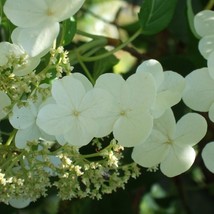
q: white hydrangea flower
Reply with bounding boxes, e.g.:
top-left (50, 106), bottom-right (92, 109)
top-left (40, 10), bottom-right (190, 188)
top-left (136, 59), bottom-right (185, 118)
top-left (194, 10), bottom-right (214, 59)
top-left (182, 67), bottom-right (214, 122)
top-left (37, 73), bottom-right (114, 147)
top-left (9, 97), bottom-right (54, 149)
top-left (132, 109), bottom-right (207, 177)
top-left (0, 91), bottom-right (11, 120)
top-left (0, 41), bottom-right (40, 76)
top-left (202, 142), bottom-right (214, 173)
top-left (95, 72), bottom-right (156, 147)
top-left (3, 0), bottom-right (85, 57)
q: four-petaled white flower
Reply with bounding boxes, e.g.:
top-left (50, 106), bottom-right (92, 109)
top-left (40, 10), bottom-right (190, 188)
top-left (182, 67), bottom-right (214, 122)
top-left (95, 72), bottom-right (156, 147)
top-left (194, 10), bottom-right (214, 59)
top-left (136, 59), bottom-right (185, 118)
top-left (202, 142), bottom-right (214, 173)
top-left (3, 0), bottom-right (85, 57)
top-left (37, 73), bottom-right (114, 147)
top-left (132, 109), bottom-right (207, 177)
top-left (9, 97), bottom-right (54, 149)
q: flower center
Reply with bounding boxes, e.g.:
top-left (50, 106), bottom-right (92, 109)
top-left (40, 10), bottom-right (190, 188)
top-left (46, 8), bottom-right (54, 17)
top-left (72, 110), bottom-right (80, 117)
top-left (165, 140), bottom-right (173, 145)
top-left (120, 110), bottom-right (126, 116)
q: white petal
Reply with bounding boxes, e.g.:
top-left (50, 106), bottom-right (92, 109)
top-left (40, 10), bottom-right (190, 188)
top-left (174, 113), bottom-right (207, 146)
top-left (194, 10), bottom-right (214, 37)
top-left (198, 35), bottom-right (214, 59)
top-left (11, 22), bottom-right (59, 57)
top-left (0, 42), bottom-right (14, 66)
top-left (72, 72), bottom-right (93, 91)
top-left (9, 104), bottom-right (35, 129)
top-left (152, 93), bottom-right (171, 118)
top-left (36, 104), bottom-right (72, 135)
top-left (153, 109), bottom-right (176, 139)
top-left (52, 0), bottom-right (85, 22)
top-left (113, 110), bottom-right (153, 147)
top-left (80, 88), bottom-right (115, 137)
top-left (161, 145), bottom-right (196, 177)
top-left (3, 0), bottom-right (47, 27)
top-left (63, 116), bottom-right (95, 147)
top-left (52, 75), bottom-right (85, 108)
top-left (159, 71), bottom-right (185, 103)
top-left (202, 142), bottom-right (214, 173)
top-left (13, 56), bottom-right (40, 76)
top-left (95, 73), bottom-right (125, 101)
top-left (208, 102), bottom-right (214, 122)
top-left (207, 51), bottom-right (214, 79)
top-left (15, 124), bottom-right (41, 149)
top-left (183, 68), bottom-right (214, 111)
top-left (126, 72), bottom-right (156, 109)
top-left (132, 129), bottom-right (169, 167)
top-left (153, 71), bottom-right (185, 118)
top-left (9, 198), bottom-right (31, 209)
top-left (136, 59), bottom-right (164, 88)
top-left (56, 135), bottom-right (67, 146)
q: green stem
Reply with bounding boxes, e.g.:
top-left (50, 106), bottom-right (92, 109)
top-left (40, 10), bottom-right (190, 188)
top-left (75, 49), bottom-right (95, 84)
top-left (82, 143), bottom-right (113, 159)
top-left (79, 28), bottom-right (142, 62)
top-left (77, 30), bottom-right (103, 39)
top-left (205, 0), bottom-right (214, 9)
top-left (5, 129), bottom-right (17, 146)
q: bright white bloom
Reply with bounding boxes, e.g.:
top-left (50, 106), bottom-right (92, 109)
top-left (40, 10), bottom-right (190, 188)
top-left (37, 73), bottom-right (113, 147)
top-left (202, 142), bottom-right (214, 173)
top-left (132, 109), bottom-right (207, 177)
top-left (95, 72), bottom-right (156, 147)
top-left (4, 0), bottom-right (85, 57)
top-left (194, 10), bottom-right (214, 59)
top-left (9, 98), bottom-right (54, 149)
top-left (9, 198), bottom-right (31, 209)
top-left (182, 68), bottom-right (214, 122)
top-left (136, 59), bottom-right (185, 118)
top-left (0, 42), bottom-right (40, 76)
top-left (0, 91), bottom-right (11, 120)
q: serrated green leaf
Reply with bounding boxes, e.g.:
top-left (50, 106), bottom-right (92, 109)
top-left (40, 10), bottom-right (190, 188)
top-left (139, 0), bottom-right (177, 35)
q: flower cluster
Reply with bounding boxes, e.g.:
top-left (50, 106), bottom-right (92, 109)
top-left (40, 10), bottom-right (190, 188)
top-left (0, 0), bottom-right (214, 209)
top-left (183, 10), bottom-right (214, 174)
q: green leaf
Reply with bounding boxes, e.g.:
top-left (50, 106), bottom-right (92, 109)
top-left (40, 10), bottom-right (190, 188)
top-left (139, 0), bottom-right (177, 35)
top-left (186, 0), bottom-right (200, 39)
top-left (93, 48), bottom-right (119, 80)
top-left (57, 17), bottom-right (76, 46)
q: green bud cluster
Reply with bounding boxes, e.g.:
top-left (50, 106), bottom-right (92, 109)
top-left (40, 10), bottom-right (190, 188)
top-left (0, 139), bottom-right (141, 204)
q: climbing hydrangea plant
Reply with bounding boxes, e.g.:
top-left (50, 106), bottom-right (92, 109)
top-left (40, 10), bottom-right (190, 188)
top-left (0, 0), bottom-right (214, 210)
